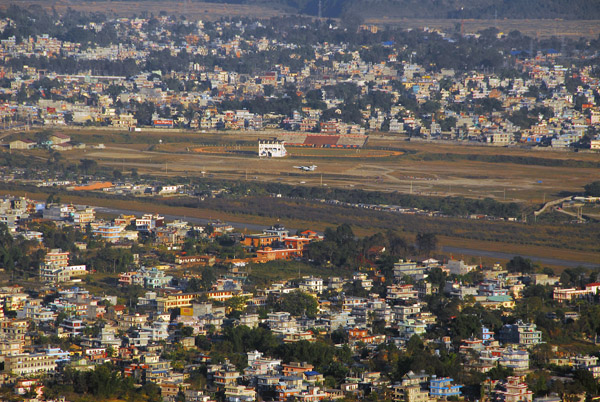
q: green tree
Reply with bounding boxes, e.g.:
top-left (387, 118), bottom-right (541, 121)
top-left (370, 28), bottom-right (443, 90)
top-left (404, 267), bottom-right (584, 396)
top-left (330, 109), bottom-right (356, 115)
top-left (112, 169), bottom-right (122, 181)
top-left (416, 233), bottom-right (437, 256)
top-left (34, 130), bottom-right (52, 144)
top-left (181, 326), bottom-right (194, 337)
top-left (506, 256), bottom-right (534, 274)
top-left (225, 296), bottom-right (249, 314)
top-left (449, 313), bottom-right (481, 341)
top-left (584, 181), bottom-right (600, 196)
top-left (88, 247), bottom-right (134, 273)
top-left (79, 158), bottom-right (98, 175)
top-left (274, 290), bottom-right (319, 318)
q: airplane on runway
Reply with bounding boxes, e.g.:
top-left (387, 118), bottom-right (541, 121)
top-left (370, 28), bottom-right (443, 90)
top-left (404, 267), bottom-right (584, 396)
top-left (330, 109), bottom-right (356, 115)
top-left (293, 165), bottom-right (317, 171)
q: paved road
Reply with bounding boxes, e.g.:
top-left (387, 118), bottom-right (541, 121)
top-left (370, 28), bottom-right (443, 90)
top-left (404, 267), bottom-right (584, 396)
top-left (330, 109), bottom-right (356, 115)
top-left (442, 246), bottom-right (599, 269)
top-left (95, 206), bottom-right (599, 269)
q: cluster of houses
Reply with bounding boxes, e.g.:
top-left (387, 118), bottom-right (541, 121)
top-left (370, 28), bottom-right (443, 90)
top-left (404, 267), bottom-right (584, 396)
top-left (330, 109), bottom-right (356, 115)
top-left (0, 195), bottom-right (597, 401)
top-left (1, 241), bottom-right (596, 402)
top-left (0, 14), bottom-right (598, 150)
top-left (0, 193), bottom-right (326, 275)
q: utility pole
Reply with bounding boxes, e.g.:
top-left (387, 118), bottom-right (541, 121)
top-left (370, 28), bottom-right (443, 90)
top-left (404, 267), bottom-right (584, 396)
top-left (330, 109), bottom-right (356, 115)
top-left (494, 8), bottom-right (497, 29)
top-left (460, 7), bottom-right (464, 37)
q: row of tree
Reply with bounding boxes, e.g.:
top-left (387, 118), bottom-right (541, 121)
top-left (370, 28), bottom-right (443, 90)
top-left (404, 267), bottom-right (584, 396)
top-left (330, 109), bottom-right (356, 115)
top-left (43, 363), bottom-right (163, 402)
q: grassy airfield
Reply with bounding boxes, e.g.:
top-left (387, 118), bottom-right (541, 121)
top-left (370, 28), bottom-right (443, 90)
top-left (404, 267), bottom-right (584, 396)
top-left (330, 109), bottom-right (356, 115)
top-left (4, 128), bottom-right (599, 268)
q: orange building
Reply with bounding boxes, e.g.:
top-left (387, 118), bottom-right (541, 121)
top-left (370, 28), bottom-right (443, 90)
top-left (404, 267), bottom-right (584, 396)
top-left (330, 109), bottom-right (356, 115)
top-left (207, 290), bottom-right (234, 302)
top-left (256, 247), bottom-right (303, 261)
top-left (283, 237), bottom-right (311, 250)
top-left (348, 328), bottom-right (368, 340)
top-left (299, 230), bottom-right (321, 239)
top-left (72, 182), bottom-right (113, 191)
top-left (242, 234), bottom-right (280, 248)
top-left (282, 361), bottom-right (314, 376)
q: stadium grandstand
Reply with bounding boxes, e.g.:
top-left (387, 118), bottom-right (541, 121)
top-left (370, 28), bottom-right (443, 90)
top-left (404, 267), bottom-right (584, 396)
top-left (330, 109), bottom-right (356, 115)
top-left (278, 133), bottom-right (368, 148)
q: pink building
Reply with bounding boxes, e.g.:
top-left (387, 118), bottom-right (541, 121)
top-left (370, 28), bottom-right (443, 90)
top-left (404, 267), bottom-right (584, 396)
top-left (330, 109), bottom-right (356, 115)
top-left (494, 376), bottom-right (533, 402)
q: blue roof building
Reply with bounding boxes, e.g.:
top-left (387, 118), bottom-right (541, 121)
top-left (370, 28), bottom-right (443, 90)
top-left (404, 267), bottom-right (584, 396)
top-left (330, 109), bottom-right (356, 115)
top-left (429, 376), bottom-right (462, 398)
top-left (481, 325), bottom-right (495, 344)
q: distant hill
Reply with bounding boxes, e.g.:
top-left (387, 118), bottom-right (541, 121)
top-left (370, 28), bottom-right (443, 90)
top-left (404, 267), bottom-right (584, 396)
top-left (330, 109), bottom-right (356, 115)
top-left (202, 0), bottom-right (600, 20)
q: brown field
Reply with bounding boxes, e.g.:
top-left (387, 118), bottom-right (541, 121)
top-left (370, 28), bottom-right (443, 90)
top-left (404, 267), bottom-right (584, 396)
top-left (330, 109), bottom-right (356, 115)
top-left (191, 145), bottom-right (402, 158)
top-left (44, 128), bottom-right (600, 206)
top-left (2, 0), bottom-right (291, 20)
